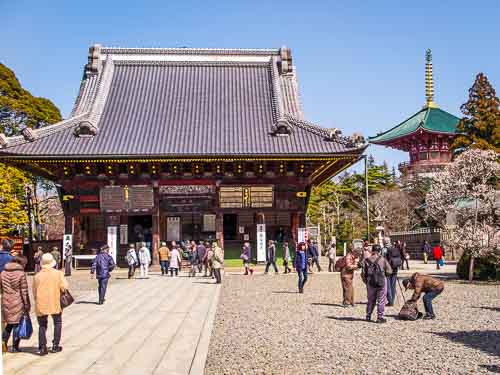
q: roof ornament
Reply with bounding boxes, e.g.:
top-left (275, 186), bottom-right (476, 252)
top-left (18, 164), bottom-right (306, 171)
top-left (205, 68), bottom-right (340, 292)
top-left (21, 127), bottom-right (37, 142)
top-left (74, 120), bottom-right (98, 137)
top-left (271, 117), bottom-right (292, 136)
top-left (425, 49), bottom-right (438, 108)
top-left (0, 133), bottom-right (8, 148)
top-left (279, 46), bottom-right (293, 74)
top-left (325, 128), bottom-right (342, 142)
top-left (85, 44), bottom-right (102, 77)
top-left (348, 132), bottom-right (366, 148)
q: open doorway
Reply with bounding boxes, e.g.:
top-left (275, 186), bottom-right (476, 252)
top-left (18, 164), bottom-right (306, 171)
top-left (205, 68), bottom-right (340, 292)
top-left (223, 214), bottom-right (237, 240)
top-left (128, 215), bottom-right (152, 248)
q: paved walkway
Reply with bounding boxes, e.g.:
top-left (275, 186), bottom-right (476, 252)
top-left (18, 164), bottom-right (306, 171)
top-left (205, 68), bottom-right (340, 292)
top-left (3, 273), bottom-right (221, 375)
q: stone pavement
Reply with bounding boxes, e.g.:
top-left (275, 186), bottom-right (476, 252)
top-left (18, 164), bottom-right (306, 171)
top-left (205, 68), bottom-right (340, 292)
top-left (3, 272), bottom-right (221, 375)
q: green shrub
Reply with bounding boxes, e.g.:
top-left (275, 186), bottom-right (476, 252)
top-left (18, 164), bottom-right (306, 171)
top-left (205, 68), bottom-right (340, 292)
top-left (457, 252), bottom-right (500, 281)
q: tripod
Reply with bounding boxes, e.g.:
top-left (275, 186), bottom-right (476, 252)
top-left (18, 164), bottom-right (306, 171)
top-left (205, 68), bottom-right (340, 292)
top-left (396, 277), bottom-right (407, 305)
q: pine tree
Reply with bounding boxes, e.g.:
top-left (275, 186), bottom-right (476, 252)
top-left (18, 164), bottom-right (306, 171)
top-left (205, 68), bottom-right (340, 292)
top-left (0, 63), bottom-right (62, 136)
top-left (451, 73), bottom-right (500, 153)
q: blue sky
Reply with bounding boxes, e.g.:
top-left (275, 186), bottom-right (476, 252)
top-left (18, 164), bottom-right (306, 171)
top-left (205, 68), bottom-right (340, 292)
top-left (1, 0), bottom-right (499, 171)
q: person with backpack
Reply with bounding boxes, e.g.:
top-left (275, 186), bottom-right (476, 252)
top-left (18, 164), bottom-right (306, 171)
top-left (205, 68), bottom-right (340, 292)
top-left (126, 244), bottom-right (138, 279)
top-left (362, 245), bottom-right (392, 323)
top-left (384, 237), bottom-right (401, 307)
top-left (403, 273), bottom-right (444, 319)
top-left (294, 242), bottom-right (308, 293)
top-left (340, 248), bottom-right (360, 307)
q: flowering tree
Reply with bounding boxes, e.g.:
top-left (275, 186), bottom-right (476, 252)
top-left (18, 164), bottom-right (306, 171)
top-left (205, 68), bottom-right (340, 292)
top-left (426, 149), bottom-right (499, 281)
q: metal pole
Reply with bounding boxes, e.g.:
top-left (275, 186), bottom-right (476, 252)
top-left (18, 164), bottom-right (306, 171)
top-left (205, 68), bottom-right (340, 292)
top-left (364, 155), bottom-right (370, 241)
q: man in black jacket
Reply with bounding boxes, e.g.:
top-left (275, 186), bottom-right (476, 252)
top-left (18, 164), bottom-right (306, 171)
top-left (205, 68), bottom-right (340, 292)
top-left (308, 240), bottom-right (322, 272)
top-left (384, 238), bottom-right (401, 306)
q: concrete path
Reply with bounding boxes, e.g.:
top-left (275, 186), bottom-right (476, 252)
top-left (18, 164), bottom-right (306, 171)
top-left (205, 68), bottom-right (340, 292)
top-left (3, 273), bottom-right (221, 375)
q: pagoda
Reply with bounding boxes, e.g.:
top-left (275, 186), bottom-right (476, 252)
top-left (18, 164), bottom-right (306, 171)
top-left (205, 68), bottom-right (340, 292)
top-left (0, 45), bottom-right (366, 265)
top-left (369, 50), bottom-right (459, 177)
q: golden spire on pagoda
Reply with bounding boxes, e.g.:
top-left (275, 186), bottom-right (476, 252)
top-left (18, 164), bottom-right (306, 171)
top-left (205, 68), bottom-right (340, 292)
top-left (425, 49), bottom-right (438, 108)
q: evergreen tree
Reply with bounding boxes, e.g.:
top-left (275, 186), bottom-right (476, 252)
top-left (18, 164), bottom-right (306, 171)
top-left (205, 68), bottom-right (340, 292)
top-left (451, 73), bottom-right (500, 153)
top-left (0, 63), bottom-right (62, 136)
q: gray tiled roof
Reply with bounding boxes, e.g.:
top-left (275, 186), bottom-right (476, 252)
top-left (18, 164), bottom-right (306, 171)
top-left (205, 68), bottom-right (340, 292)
top-left (0, 46), bottom-right (363, 158)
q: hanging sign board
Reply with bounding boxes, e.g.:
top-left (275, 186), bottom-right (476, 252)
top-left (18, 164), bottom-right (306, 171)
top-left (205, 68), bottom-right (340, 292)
top-left (120, 224), bottom-right (128, 245)
top-left (107, 226), bottom-right (118, 263)
top-left (256, 224), bottom-right (266, 263)
top-left (167, 217), bottom-right (180, 241)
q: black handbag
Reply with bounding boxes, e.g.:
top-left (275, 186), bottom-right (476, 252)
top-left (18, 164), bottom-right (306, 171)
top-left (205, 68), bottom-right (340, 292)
top-left (60, 289), bottom-right (74, 309)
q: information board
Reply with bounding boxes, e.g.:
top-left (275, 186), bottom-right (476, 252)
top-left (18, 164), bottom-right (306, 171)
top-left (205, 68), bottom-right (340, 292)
top-left (219, 186), bottom-right (273, 208)
top-left (256, 224), bottom-right (266, 263)
top-left (107, 226), bottom-right (118, 263)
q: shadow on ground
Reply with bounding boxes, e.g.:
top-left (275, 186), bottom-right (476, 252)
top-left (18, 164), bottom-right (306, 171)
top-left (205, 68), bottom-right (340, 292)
top-left (432, 330), bottom-right (500, 357)
top-left (75, 301), bottom-right (99, 305)
top-left (326, 316), bottom-right (368, 322)
top-left (473, 306), bottom-right (500, 313)
top-left (480, 364), bottom-right (500, 373)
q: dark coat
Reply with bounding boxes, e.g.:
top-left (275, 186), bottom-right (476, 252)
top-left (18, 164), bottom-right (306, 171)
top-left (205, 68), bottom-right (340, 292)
top-left (0, 262), bottom-right (30, 324)
top-left (294, 251), bottom-right (308, 271)
top-left (308, 244), bottom-right (319, 258)
top-left (0, 251), bottom-right (13, 273)
top-left (196, 245), bottom-right (206, 261)
top-left (266, 244), bottom-right (276, 262)
top-left (91, 253), bottom-right (115, 279)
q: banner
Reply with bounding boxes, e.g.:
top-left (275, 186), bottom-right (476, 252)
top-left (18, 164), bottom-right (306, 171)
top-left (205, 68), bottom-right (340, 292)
top-left (298, 228), bottom-right (308, 243)
top-left (256, 224), bottom-right (266, 262)
top-left (107, 226), bottom-right (118, 263)
top-left (63, 234), bottom-right (72, 261)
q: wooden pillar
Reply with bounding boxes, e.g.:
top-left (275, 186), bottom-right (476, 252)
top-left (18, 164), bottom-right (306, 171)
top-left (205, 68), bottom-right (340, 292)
top-left (73, 216), bottom-right (81, 250)
top-left (152, 186), bottom-right (160, 265)
top-left (291, 212), bottom-right (299, 246)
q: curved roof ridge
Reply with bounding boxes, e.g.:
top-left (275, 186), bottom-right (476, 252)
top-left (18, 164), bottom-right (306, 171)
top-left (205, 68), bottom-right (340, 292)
top-left (102, 47), bottom-right (280, 56)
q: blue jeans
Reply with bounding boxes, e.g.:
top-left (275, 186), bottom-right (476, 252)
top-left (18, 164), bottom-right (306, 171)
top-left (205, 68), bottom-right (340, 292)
top-left (297, 268), bottom-right (308, 290)
top-left (98, 277), bottom-right (109, 303)
top-left (386, 273), bottom-right (397, 305)
top-left (423, 289), bottom-right (442, 315)
top-left (160, 260), bottom-right (169, 274)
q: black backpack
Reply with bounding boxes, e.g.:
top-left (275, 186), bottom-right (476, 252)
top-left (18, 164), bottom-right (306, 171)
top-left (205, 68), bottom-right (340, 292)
top-left (365, 256), bottom-right (385, 288)
top-left (388, 247), bottom-right (402, 269)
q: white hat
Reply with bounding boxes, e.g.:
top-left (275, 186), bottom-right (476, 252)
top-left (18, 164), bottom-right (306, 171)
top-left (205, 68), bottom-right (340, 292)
top-left (41, 253), bottom-right (56, 268)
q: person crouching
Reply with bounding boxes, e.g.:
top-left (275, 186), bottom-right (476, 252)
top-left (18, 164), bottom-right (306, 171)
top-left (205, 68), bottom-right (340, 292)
top-left (403, 273), bottom-right (444, 320)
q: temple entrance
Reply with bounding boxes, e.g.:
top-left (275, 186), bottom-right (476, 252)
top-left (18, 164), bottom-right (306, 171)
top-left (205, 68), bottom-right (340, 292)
top-left (128, 215), bottom-right (152, 248)
top-left (223, 214), bottom-right (238, 241)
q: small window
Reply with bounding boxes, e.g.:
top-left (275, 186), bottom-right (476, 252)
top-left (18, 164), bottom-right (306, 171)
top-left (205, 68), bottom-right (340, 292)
top-left (430, 152), bottom-right (439, 160)
top-left (419, 152), bottom-right (428, 161)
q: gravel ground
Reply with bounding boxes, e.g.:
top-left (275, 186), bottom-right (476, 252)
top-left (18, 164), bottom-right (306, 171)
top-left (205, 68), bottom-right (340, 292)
top-left (205, 269), bottom-right (500, 374)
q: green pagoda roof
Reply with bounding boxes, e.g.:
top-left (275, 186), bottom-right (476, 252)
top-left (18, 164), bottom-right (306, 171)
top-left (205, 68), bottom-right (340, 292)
top-left (369, 107), bottom-right (459, 144)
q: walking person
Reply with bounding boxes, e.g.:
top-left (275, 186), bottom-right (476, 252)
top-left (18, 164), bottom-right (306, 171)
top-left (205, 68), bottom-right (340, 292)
top-left (433, 244), bottom-right (443, 270)
top-left (196, 241), bottom-right (206, 274)
top-left (422, 240), bottom-right (431, 264)
top-left (328, 242), bottom-right (337, 272)
top-left (1, 256), bottom-right (31, 353)
top-left (51, 246), bottom-right (61, 270)
top-left (33, 253), bottom-right (68, 355)
top-left (403, 272), bottom-right (445, 319)
top-left (0, 239), bottom-right (14, 273)
top-left (206, 243), bottom-right (215, 278)
top-left (283, 241), bottom-right (292, 274)
top-left (308, 240), bottom-right (322, 272)
top-left (384, 238), bottom-right (401, 307)
top-left (90, 245), bottom-right (115, 305)
top-left (362, 245), bottom-right (392, 323)
top-left (240, 242), bottom-right (254, 275)
top-left (340, 248), bottom-right (360, 307)
top-left (169, 245), bottom-right (182, 277)
top-left (64, 242), bottom-right (72, 276)
top-left (294, 243), bottom-right (308, 293)
top-left (212, 241), bottom-right (224, 284)
top-left (34, 246), bottom-right (44, 273)
top-left (189, 242), bottom-right (199, 277)
top-left (265, 240), bottom-right (279, 274)
top-left (401, 242), bottom-right (410, 270)
top-left (138, 242), bottom-right (151, 278)
top-left (126, 244), bottom-right (138, 279)
top-left (158, 242), bottom-right (170, 276)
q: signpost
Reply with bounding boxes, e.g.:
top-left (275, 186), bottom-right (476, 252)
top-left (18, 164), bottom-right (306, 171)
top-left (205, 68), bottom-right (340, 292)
top-left (256, 224), bottom-right (266, 263)
top-left (107, 226), bottom-right (118, 263)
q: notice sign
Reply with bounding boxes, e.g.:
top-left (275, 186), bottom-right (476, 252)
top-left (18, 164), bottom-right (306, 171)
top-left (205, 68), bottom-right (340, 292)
top-left (107, 226), bottom-right (118, 263)
top-left (257, 224), bottom-right (266, 263)
top-left (298, 228), bottom-right (308, 244)
top-left (219, 186), bottom-right (273, 208)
